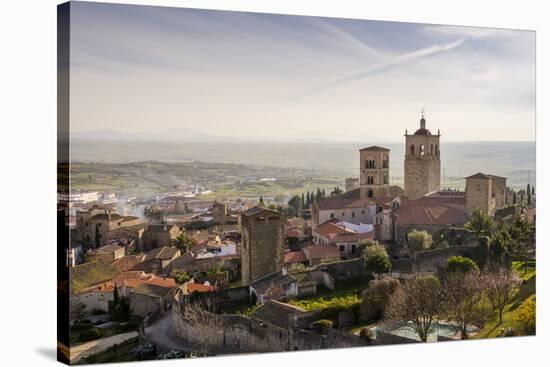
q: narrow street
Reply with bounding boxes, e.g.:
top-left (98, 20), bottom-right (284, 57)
top-left (69, 331), bottom-right (138, 364)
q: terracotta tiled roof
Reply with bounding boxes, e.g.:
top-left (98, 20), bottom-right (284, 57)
top-left (90, 213), bottom-right (123, 221)
top-left (131, 283), bottom-right (172, 298)
top-left (465, 172), bottom-right (506, 180)
top-left (359, 146), bottom-right (390, 151)
top-left (304, 244), bottom-right (340, 260)
top-left (143, 246), bottom-right (180, 262)
top-left (241, 206), bottom-right (281, 217)
top-left (286, 228), bottom-right (305, 238)
top-left (315, 189), bottom-right (393, 211)
top-left (186, 282), bottom-right (217, 294)
top-left (251, 300), bottom-right (304, 329)
top-left (70, 261), bottom-right (120, 295)
top-left (314, 219), bottom-right (353, 238)
top-left (284, 250), bottom-right (307, 264)
top-left (332, 231), bottom-right (373, 243)
top-left (112, 255), bottom-right (144, 272)
top-left (124, 275), bottom-right (177, 290)
top-left (395, 196), bottom-right (467, 225)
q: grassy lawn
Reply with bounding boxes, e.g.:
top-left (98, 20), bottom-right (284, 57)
top-left (287, 279), bottom-right (368, 311)
top-left (475, 261), bottom-right (536, 338)
top-left (80, 337), bottom-right (142, 364)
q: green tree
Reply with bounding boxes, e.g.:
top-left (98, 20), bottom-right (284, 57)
top-left (173, 271), bottom-right (191, 284)
top-left (287, 195), bottom-right (302, 217)
top-left (330, 186), bottom-right (343, 196)
top-left (259, 196), bottom-right (265, 206)
top-left (171, 232), bottom-right (194, 253)
top-left (94, 224), bottom-right (101, 248)
top-left (446, 256), bottom-right (480, 275)
top-left (407, 229), bottom-right (433, 252)
top-left (465, 208), bottom-right (494, 235)
top-left (364, 243), bottom-right (391, 278)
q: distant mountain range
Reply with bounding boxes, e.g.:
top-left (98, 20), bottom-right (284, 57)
top-left (71, 128), bottom-right (235, 142)
top-left (70, 128), bottom-right (364, 143)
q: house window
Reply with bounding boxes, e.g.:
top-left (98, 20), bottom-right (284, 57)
top-left (368, 190), bottom-right (373, 198)
top-left (352, 212), bottom-right (355, 218)
top-left (342, 212), bottom-right (345, 217)
top-left (367, 176), bottom-right (374, 185)
top-left (339, 245), bottom-right (345, 253)
top-left (330, 213), bottom-right (334, 218)
top-left (420, 144), bottom-right (425, 156)
top-left (351, 245), bottom-right (357, 255)
top-left (410, 145), bottom-right (415, 155)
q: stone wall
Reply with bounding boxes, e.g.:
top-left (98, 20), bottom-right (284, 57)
top-left (172, 295), bottom-right (365, 354)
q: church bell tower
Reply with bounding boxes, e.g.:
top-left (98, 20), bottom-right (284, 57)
top-left (404, 110), bottom-right (441, 199)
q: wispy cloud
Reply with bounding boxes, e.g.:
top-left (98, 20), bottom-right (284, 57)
top-left (306, 38), bottom-right (465, 95)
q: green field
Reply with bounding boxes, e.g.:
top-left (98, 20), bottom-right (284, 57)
top-left (476, 261), bottom-right (536, 338)
top-left (70, 161), bottom-right (343, 199)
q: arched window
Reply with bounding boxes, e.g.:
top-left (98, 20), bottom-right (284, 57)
top-left (382, 155), bottom-right (389, 168)
top-left (367, 176), bottom-right (374, 184)
top-left (420, 144), bottom-right (425, 156)
top-left (410, 145), bottom-right (415, 155)
top-left (435, 144), bottom-right (438, 156)
top-left (368, 190), bottom-right (373, 198)
top-left (430, 144), bottom-right (434, 155)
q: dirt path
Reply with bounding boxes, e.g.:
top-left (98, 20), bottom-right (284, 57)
top-left (70, 331), bottom-right (138, 364)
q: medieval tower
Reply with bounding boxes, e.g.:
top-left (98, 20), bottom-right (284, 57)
top-left (239, 206), bottom-right (284, 285)
top-left (404, 111), bottom-right (441, 199)
top-left (359, 146), bottom-right (390, 199)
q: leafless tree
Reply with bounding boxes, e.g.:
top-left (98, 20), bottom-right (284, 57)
top-left (181, 300), bottom-right (223, 353)
top-left (482, 266), bottom-right (521, 324)
top-left (384, 275), bottom-right (444, 342)
top-left (443, 272), bottom-right (487, 339)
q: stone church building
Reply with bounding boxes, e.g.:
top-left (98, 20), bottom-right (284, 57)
top-left (311, 112), bottom-right (508, 247)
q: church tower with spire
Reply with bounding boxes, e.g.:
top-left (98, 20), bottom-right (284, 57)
top-left (404, 110), bottom-right (441, 199)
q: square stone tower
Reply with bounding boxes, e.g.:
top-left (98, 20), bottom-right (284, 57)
top-left (359, 146), bottom-right (390, 199)
top-left (240, 206), bottom-right (284, 285)
top-left (404, 113), bottom-right (441, 199)
top-left (465, 173), bottom-right (507, 216)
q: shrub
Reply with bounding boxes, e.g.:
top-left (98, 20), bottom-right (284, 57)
top-left (313, 319), bottom-right (333, 331)
top-left (91, 308), bottom-right (106, 316)
top-left (115, 321), bottom-right (138, 333)
top-left (364, 245), bottom-right (391, 278)
top-left (407, 230), bottom-right (433, 252)
top-left (71, 320), bottom-right (93, 331)
top-left (446, 256), bottom-right (479, 274)
top-left (172, 271), bottom-right (191, 284)
top-left (79, 327), bottom-right (103, 342)
top-left (514, 297), bottom-right (536, 335)
top-left (360, 277), bottom-right (401, 321)
top-left (130, 341), bottom-right (156, 360)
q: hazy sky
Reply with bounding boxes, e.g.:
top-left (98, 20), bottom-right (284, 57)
top-left (69, 2), bottom-right (536, 142)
